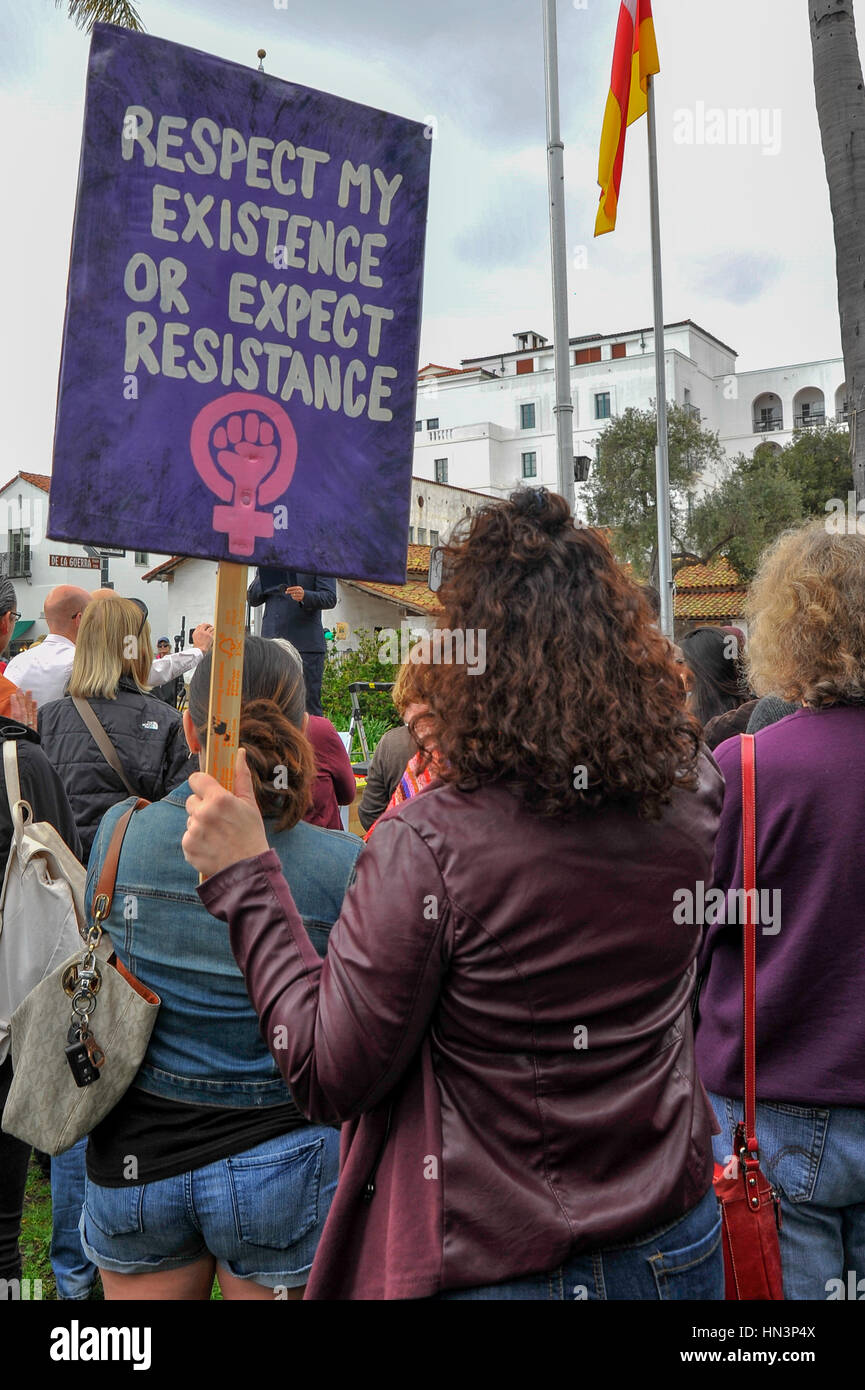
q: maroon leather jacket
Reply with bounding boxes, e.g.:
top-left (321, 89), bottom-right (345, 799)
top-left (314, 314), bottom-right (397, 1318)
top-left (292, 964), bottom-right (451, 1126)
top-left (199, 755), bottom-right (724, 1300)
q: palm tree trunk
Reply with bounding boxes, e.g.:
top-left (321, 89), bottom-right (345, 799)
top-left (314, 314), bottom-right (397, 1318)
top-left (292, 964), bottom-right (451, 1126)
top-left (809, 0), bottom-right (865, 499)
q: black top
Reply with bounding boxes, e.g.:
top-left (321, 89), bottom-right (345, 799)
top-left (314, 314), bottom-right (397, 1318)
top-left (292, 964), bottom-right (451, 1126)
top-left (358, 725), bottom-right (416, 831)
top-left (37, 679), bottom-right (194, 859)
top-left (0, 721), bottom-right (82, 866)
top-left (86, 1085), bottom-right (310, 1186)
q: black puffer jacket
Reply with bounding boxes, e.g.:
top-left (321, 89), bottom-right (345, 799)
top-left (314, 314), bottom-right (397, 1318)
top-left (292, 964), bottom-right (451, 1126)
top-left (38, 679), bottom-right (194, 861)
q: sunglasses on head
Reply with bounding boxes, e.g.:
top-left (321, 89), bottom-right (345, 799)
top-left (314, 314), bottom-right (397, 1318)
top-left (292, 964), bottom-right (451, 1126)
top-left (130, 598), bottom-right (149, 638)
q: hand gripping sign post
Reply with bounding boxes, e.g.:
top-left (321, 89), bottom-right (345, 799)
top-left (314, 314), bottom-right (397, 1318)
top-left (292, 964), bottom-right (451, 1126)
top-left (48, 25), bottom-right (430, 794)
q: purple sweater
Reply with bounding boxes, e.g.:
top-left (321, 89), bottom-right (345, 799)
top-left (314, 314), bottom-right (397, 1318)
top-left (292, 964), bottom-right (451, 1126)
top-left (695, 706), bottom-right (865, 1106)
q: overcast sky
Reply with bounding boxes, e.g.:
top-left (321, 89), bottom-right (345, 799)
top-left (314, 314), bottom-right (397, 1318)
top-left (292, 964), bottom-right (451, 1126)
top-left (1, 0), bottom-right (860, 472)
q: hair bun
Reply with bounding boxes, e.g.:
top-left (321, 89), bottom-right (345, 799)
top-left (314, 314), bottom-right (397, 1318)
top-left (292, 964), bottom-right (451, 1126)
top-left (511, 486), bottom-right (572, 534)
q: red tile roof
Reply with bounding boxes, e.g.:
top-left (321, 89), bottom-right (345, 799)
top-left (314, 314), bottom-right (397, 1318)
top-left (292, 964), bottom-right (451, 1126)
top-left (0, 471), bottom-right (51, 495)
top-left (674, 555), bottom-right (742, 590)
top-left (674, 589), bottom-right (745, 619)
top-left (673, 554), bottom-right (746, 621)
top-left (405, 543), bottom-right (432, 573)
top-left (142, 555), bottom-right (186, 582)
top-left (340, 577), bottom-right (444, 617)
top-left (417, 363), bottom-right (484, 378)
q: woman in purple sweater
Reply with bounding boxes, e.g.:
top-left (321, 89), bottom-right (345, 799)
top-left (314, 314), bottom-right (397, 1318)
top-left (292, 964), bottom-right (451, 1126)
top-left (695, 521), bottom-right (865, 1300)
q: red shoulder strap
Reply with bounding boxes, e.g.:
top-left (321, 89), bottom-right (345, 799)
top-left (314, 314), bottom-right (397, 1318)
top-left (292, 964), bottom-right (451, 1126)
top-left (740, 733), bottom-right (757, 1150)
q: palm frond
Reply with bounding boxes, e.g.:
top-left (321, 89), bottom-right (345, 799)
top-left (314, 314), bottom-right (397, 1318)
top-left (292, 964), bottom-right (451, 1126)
top-left (57, 0), bottom-right (145, 33)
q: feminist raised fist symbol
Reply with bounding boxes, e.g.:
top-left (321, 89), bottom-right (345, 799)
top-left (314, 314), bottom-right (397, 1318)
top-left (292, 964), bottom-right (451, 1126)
top-left (189, 392), bottom-right (298, 557)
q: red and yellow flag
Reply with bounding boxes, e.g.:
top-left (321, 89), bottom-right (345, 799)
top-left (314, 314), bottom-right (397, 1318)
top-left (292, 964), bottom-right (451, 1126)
top-left (594, 0), bottom-right (660, 236)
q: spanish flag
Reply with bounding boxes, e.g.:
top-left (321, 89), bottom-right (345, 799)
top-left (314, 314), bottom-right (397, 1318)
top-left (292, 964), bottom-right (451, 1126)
top-left (594, 0), bottom-right (660, 236)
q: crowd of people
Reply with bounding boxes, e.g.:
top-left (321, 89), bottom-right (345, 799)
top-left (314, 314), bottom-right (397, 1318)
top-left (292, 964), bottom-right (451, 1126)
top-left (0, 489), bottom-right (863, 1301)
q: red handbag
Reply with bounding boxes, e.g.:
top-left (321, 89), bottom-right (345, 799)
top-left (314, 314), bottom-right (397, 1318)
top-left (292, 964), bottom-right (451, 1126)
top-left (712, 733), bottom-right (784, 1300)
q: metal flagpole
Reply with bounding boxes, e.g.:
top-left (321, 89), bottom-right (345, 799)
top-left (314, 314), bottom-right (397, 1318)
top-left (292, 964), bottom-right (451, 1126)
top-left (542, 0), bottom-right (575, 513)
top-left (646, 73), bottom-right (674, 639)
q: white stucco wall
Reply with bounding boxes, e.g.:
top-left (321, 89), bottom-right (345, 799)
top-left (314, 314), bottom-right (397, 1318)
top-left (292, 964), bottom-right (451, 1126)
top-left (0, 478), bottom-right (174, 649)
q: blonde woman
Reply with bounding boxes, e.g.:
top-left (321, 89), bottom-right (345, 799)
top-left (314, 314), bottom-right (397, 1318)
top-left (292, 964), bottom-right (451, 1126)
top-left (695, 521), bottom-right (865, 1299)
top-left (38, 595), bottom-right (192, 859)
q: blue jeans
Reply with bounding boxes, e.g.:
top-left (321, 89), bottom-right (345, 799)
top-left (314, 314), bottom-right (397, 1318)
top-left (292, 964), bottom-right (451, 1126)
top-left (707, 1091), bottom-right (865, 1300)
top-left (434, 1185), bottom-right (723, 1300)
top-left (79, 1127), bottom-right (338, 1288)
top-left (50, 1139), bottom-right (96, 1300)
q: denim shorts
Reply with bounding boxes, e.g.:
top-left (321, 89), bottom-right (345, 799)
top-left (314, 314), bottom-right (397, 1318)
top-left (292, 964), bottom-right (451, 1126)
top-left (79, 1126), bottom-right (339, 1288)
top-left (433, 1184), bottom-right (723, 1300)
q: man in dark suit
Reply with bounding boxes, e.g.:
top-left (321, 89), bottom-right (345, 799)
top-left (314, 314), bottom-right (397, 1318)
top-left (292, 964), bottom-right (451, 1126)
top-left (247, 568), bottom-right (337, 716)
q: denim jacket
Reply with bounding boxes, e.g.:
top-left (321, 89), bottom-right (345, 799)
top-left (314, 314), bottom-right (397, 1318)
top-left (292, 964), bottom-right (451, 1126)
top-left (85, 782), bottom-right (362, 1107)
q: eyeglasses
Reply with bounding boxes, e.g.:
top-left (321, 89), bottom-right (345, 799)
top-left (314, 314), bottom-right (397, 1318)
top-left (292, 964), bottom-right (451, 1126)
top-left (6, 612), bottom-right (20, 623)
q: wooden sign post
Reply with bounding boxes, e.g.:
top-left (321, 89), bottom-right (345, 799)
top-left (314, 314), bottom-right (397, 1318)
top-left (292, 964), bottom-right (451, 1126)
top-left (203, 562), bottom-right (248, 791)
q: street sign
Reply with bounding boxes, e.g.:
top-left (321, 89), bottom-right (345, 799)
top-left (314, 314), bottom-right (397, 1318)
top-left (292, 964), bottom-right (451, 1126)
top-left (48, 24), bottom-right (430, 584)
top-left (49, 555), bottom-right (102, 569)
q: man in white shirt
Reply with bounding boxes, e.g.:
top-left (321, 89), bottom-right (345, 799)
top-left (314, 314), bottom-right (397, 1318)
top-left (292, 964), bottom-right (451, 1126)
top-left (3, 586), bottom-right (91, 708)
top-left (91, 589), bottom-right (213, 687)
top-left (147, 625), bottom-right (213, 685)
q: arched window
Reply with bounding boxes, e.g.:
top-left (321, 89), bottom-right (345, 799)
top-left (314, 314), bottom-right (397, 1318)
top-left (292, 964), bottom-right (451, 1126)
top-left (793, 387), bottom-right (825, 429)
top-left (752, 392), bottom-right (783, 433)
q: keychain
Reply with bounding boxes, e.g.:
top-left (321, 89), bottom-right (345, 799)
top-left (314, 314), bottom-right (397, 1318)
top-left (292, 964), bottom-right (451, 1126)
top-left (65, 1023), bottom-right (103, 1087)
top-left (64, 955), bottom-right (105, 1088)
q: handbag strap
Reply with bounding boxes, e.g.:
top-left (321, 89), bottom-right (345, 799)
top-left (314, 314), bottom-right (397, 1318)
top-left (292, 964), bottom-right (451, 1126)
top-left (740, 733), bottom-right (758, 1153)
top-left (88, 797), bottom-right (148, 961)
top-left (72, 698), bottom-right (138, 798)
top-left (91, 797), bottom-right (149, 925)
top-left (3, 739), bottom-right (21, 817)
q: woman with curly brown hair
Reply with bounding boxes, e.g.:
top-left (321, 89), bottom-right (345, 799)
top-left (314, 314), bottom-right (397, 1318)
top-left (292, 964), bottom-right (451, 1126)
top-left (695, 520), bottom-right (865, 1300)
top-left (182, 488), bottom-right (725, 1301)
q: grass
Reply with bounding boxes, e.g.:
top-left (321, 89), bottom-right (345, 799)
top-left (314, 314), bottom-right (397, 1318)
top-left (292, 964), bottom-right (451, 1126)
top-left (20, 1157), bottom-right (62, 1300)
top-left (20, 1155), bottom-right (223, 1299)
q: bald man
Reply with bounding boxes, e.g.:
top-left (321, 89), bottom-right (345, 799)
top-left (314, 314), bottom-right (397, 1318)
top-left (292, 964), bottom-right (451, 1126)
top-left (4, 586), bottom-right (91, 708)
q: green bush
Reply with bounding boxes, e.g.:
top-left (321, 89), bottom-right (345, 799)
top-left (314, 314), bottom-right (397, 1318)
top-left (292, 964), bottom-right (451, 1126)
top-left (321, 630), bottom-right (402, 746)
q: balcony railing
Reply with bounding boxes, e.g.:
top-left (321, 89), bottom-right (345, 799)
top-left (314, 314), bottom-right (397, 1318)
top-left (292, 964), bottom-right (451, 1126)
top-left (794, 411), bottom-right (826, 428)
top-left (753, 416), bottom-right (783, 433)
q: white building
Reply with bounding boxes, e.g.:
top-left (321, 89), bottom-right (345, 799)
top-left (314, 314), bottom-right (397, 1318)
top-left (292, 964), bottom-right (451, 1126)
top-left (0, 472), bottom-right (180, 654)
top-left (412, 322), bottom-right (848, 511)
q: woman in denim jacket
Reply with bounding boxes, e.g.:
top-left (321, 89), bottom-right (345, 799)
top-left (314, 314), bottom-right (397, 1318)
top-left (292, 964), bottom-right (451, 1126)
top-left (79, 637), bottom-right (361, 1300)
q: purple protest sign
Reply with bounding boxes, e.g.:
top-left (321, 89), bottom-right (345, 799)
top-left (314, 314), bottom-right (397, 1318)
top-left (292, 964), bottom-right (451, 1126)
top-left (48, 24), bottom-right (430, 583)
